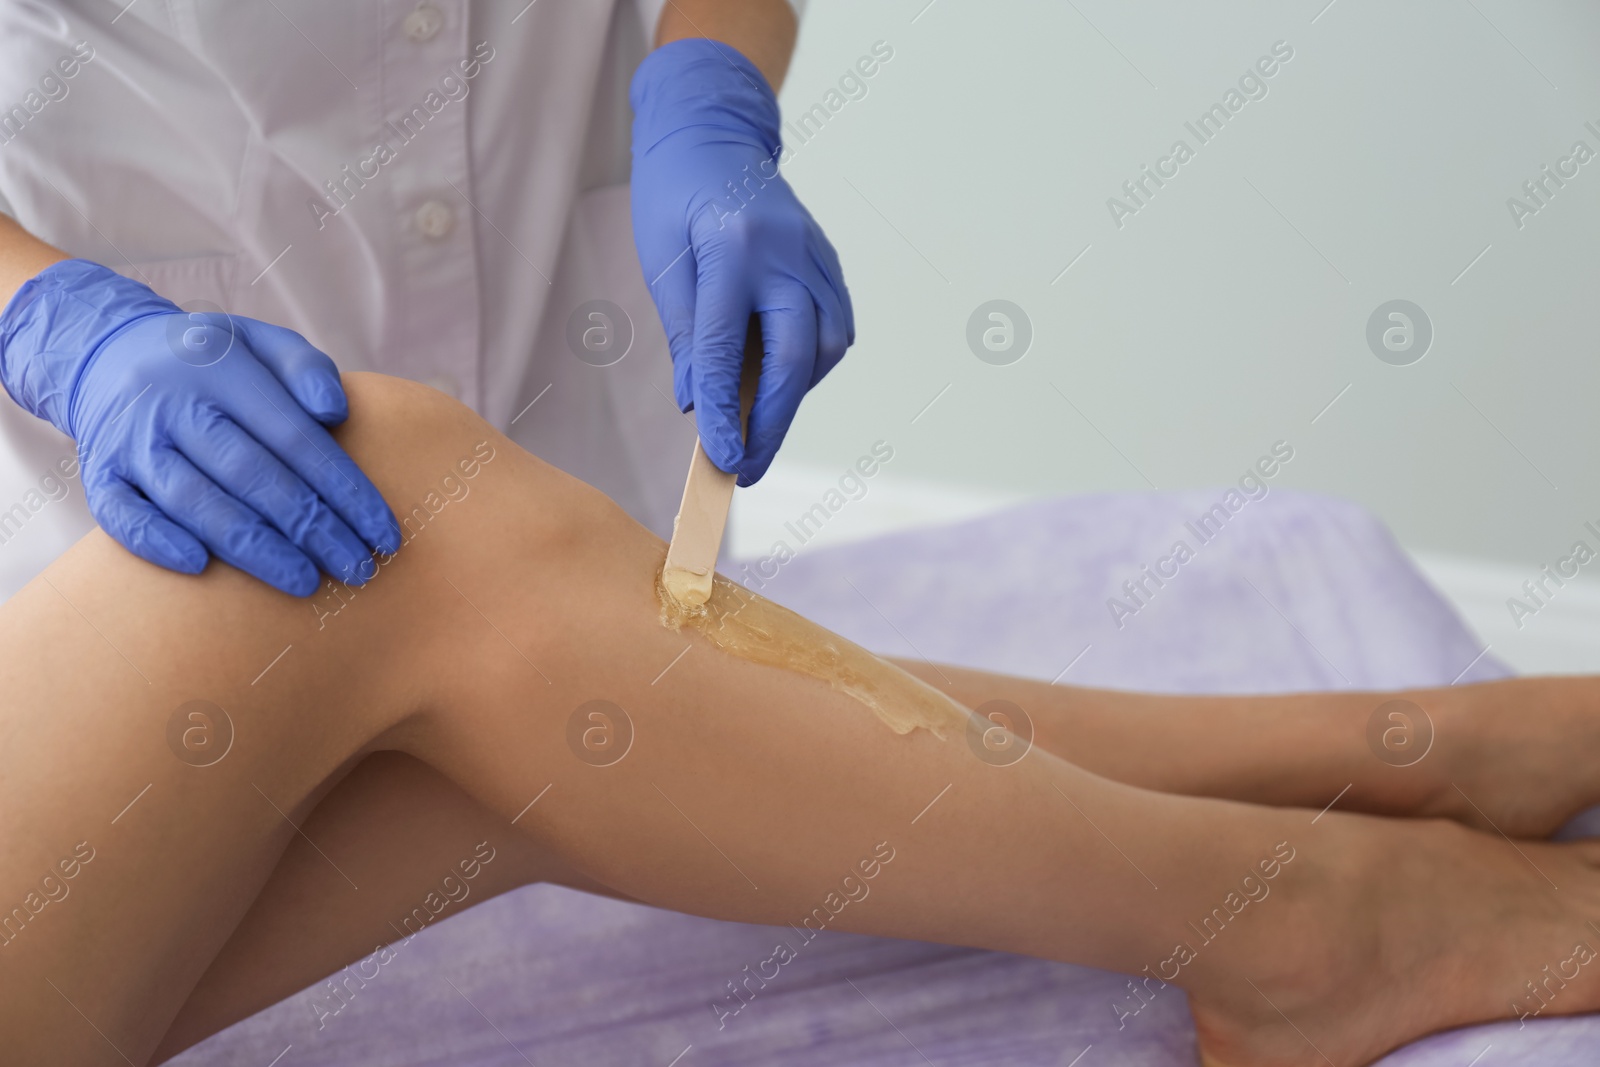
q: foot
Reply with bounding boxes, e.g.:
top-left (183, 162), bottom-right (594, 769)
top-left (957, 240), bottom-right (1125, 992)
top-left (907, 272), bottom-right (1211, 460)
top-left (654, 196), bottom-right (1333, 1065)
top-left (1186, 812), bottom-right (1600, 1066)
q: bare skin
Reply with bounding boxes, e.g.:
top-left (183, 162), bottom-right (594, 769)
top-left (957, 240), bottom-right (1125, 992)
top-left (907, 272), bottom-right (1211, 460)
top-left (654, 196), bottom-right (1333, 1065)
top-left (0, 375), bottom-right (1597, 1067)
top-left (657, 0), bottom-right (800, 88)
top-left (0, 212), bottom-right (69, 297)
top-left (161, 674), bottom-right (1600, 1060)
top-left (895, 661), bottom-right (1600, 839)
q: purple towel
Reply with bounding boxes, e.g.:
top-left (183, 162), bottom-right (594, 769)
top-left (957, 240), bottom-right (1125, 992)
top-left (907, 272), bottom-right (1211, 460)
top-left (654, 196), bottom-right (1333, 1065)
top-left (173, 490), bottom-right (1596, 1066)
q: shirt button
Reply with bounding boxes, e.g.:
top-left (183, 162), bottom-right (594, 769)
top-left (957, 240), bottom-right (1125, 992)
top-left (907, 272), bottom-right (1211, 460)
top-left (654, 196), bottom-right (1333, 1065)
top-left (423, 373), bottom-right (459, 399)
top-left (402, 3), bottom-right (444, 42)
top-left (414, 199), bottom-right (455, 239)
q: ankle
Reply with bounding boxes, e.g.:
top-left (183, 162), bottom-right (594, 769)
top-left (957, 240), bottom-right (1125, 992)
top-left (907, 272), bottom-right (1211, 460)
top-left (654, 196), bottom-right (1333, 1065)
top-left (1416, 677), bottom-right (1588, 835)
top-left (1386, 685), bottom-right (1493, 826)
top-left (1185, 815), bottom-right (1457, 1064)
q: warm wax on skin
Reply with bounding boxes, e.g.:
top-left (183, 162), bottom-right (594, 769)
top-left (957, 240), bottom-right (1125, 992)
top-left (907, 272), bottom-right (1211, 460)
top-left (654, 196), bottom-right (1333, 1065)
top-left (660, 564), bottom-right (713, 608)
top-left (656, 570), bottom-right (970, 739)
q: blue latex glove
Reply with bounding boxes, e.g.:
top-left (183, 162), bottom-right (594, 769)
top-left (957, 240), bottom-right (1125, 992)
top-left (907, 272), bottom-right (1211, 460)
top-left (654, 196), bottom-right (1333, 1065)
top-left (0, 259), bottom-right (401, 595)
top-left (630, 38), bottom-right (854, 485)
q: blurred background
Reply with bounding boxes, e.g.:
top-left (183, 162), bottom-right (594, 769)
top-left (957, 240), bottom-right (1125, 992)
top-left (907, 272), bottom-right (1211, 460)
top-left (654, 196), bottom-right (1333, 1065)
top-left (732, 0), bottom-right (1600, 674)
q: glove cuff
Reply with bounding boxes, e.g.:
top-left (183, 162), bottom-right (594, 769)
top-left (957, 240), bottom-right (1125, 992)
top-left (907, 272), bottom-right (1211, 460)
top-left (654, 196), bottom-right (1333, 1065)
top-left (630, 38), bottom-right (782, 158)
top-left (0, 259), bottom-right (176, 436)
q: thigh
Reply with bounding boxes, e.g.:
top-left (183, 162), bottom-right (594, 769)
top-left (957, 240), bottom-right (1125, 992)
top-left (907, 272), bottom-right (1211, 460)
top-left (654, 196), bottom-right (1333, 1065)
top-left (0, 376), bottom-right (503, 1063)
top-left (0, 533), bottom-right (415, 1064)
top-left (154, 751), bottom-right (626, 1061)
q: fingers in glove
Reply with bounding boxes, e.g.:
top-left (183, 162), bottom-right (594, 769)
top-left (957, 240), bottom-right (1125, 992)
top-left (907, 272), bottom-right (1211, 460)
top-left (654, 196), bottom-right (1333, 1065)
top-left (688, 248), bottom-right (755, 475)
top-left (87, 475), bottom-right (208, 576)
top-left (646, 238), bottom-right (701, 411)
top-left (741, 286), bottom-right (819, 485)
top-left (136, 448), bottom-right (320, 596)
top-left (231, 374), bottom-right (402, 557)
top-left (810, 279), bottom-right (851, 390)
top-left (239, 319), bottom-right (350, 426)
top-left (811, 233), bottom-right (855, 346)
top-left (174, 413), bottom-right (378, 587)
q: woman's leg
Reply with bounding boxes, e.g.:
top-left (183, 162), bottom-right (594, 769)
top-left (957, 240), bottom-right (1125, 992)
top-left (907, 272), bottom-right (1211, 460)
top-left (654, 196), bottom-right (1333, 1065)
top-left (157, 670), bottom-right (1600, 1059)
top-left (152, 751), bottom-right (624, 1059)
top-left (158, 651), bottom-right (1600, 1056)
top-left (3, 373), bottom-right (1598, 1067)
top-left (156, 671), bottom-right (1600, 1059)
top-left (895, 660), bottom-right (1600, 838)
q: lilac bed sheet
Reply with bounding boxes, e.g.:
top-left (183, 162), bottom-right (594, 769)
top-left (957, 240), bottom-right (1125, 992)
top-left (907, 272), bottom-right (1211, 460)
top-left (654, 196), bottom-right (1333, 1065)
top-left (173, 489), bottom-right (1596, 1066)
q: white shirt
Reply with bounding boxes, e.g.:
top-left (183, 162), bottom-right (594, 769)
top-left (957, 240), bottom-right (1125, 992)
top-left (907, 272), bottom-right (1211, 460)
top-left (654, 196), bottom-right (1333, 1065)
top-left (0, 0), bottom-right (801, 597)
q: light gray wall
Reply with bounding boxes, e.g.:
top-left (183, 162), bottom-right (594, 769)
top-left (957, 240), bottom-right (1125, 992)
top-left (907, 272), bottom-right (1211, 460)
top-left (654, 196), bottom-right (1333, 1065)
top-left (773, 0), bottom-right (1600, 568)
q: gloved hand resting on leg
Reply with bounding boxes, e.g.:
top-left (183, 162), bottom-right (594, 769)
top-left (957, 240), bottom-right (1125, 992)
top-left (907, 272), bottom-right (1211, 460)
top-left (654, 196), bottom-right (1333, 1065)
top-left (0, 259), bottom-right (401, 596)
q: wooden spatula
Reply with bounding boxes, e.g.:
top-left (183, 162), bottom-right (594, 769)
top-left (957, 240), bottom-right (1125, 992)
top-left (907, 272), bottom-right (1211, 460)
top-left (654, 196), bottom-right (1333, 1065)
top-left (661, 318), bottom-right (762, 607)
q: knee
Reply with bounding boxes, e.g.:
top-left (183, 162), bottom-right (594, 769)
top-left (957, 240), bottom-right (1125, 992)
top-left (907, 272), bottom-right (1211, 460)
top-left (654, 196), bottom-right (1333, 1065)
top-left (331, 373), bottom-right (506, 549)
top-left (334, 372), bottom-right (474, 478)
top-left (330, 372), bottom-right (626, 559)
